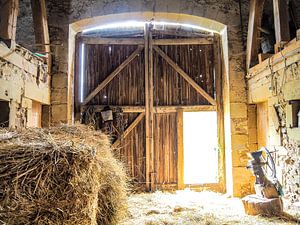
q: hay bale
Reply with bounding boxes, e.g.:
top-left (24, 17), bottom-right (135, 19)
top-left (0, 125), bottom-right (128, 225)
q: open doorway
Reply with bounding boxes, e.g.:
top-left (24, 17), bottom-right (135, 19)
top-left (183, 111), bottom-right (218, 185)
top-left (0, 101), bottom-right (10, 127)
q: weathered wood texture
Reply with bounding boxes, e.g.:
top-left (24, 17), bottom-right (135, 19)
top-left (31, 0), bottom-right (51, 68)
top-left (153, 45), bottom-right (215, 106)
top-left (76, 44), bottom-right (145, 108)
top-left (273, 0), bottom-right (290, 43)
top-left (154, 113), bottom-right (178, 187)
top-left (246, 0), bottom-right (265, 70)
top-left (0, 0), bottom-right (19, 41)
top-left (242, 195), bottom-right (283, 216)
top-left (114, 113), bottom-right (146, 188)
top-left (77, 35), bottom-right (217, 189)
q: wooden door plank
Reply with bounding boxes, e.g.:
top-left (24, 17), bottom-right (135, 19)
top-left (177, 109), bottom-right (184, 190)
top-left (153, 45), bottom-right (216, 105)
top-left (112, 112), bottom-right (145, 148)
top-left (144, 24), bottom-right (150, 190)
top-left (82, 45), bottom-right (144, 105)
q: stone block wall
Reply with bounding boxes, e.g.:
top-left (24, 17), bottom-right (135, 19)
top-left (15, 0), bottom-right (258, 197)
top-left (247, 40), bottom-right (300, 207)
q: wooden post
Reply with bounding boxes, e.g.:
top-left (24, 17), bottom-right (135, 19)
top-left (0, 0), bottom-right (19, 48)
top-left (144, 24), bottom-right (150, 190)
top-left (149, 26), bottom-right (155, 192)
top-left (246, 0), bottom-right (265, 70)
top-left (214, 35), bottom-right (226, 192)
top-left (31, 0), bottom-right (52, 71)
top-left (177, 109), bottom-right (184, 190)
top-left (273, 0), bottom-right (290, 44)
top-left (145, 23), bottom-right (154, 191)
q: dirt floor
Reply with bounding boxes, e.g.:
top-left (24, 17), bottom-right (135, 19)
top-left (120, 191), bottom-right (300, 225)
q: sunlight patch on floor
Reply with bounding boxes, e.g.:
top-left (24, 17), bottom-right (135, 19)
top-left (120, 190), bottom-right (299, 225)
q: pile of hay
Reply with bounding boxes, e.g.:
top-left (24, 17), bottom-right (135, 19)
top-left (0, 125), bottom-right (128, 225)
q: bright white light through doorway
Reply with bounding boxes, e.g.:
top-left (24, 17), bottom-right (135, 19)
top-left (183, 111), bottom-right (218, 185)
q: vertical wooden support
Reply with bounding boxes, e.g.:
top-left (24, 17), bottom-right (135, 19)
top-left (148, 27), bottom-right (155, 191)
top-left (273, 0), bottom-right (290, 44)
top-left (214, 35), bottom-right (226, 192)
top-left (246, 0), bottom-right (265, 70)
top-left (0, 0), bottom-right (19, 47)
top-left (177, 109), bottom-right (184, 190)
top-left (31, 0), bottom-right (52, 71)
top-left (144, 23), bottom-right (154, 191)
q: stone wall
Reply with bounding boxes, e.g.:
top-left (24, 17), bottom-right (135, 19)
top-left (16, 0), bottom-right (256, 197)
top-left (248, 40), bottom-right (300, 207)
top-left (0, 43), bottom-right (50, 128)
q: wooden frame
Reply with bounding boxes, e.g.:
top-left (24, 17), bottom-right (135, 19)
top-left (153, 46), bottom-right (216, 105)
top-left (77, 29), bottom-right (225, 193)
top-left (112, 112), bottom-right (145, 148)
top-left (246, 0), bottom-right (265, 70)
top-left (81, 105), bottom-right (216, 114)
top-left (273, 0), bottom-right (290, 44)
top-left (80, 36), bottom-right (145, 45)
top-left (82, 45), bottom-right (144, 105)
top-left (153, 38), bottom-right (213, 45)
top-left (177, 109), bottom-right (184, 190)
top-left (144, 24), bottom-right (155, 191)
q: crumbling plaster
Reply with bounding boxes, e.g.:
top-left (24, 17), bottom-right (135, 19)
top-left (0, 44), bottom-right (50, 128)
top-left (248, 40), bottom-right (300, 207)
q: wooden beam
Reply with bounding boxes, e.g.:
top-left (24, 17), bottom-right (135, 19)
top-left (214, 35), bottom-right (226, 192)
top-left (149, 27), bottom-right (155, 192)
top-left (82, 45), bottom-right (144, 105)
top-left (177, 109), bottom-right (184, 190)
top-left (144, 24), bottom-right (150, 190)
top-left (258, 53), bottom-right (273, 63)
top-left (0, 0), bottom-right (19, 44)
top-left (273, 0), bottom-right (290, 44)
top-left (81, 105), bottom-right (216, 113)
top-left (153, 45), bottom-right (216, 105)
top-left (246, 0), bottom-right (265, 70)
top-left (31, 0), bottom-right (51, 69)
top-left (112, 112), bottom-right (145, 148)
top-left (81, 105), bottom-right (145, 113)
top-left (153, 38), bottom-right (213, 45)
top-left (154, 105), bottom-right (216, 113)
top-left (80, 36), bottom-right (144, 45)
top-left (144, 24), bottom-right (155, 191)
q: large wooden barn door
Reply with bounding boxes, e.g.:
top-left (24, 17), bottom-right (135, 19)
top-left (75, 25), bottom-right (224, 192)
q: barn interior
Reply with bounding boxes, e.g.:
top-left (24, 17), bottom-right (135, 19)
top-left (0, 0), bottom-right (299, 224)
